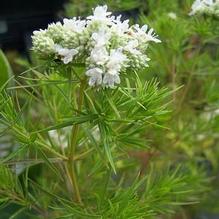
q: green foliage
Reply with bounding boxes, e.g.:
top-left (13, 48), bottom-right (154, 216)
top-left (93, 166), bottom-right (208, 219)
top-left (0, 164), bottom-right (18, 193)
top-left (0, 50), bottom-right (13, 87)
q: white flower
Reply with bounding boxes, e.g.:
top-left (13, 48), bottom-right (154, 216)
top-left (102, 49), bottom-right (126, 88)
top-left (112, 16), bottom-right (130, 35)
top-left (87, 5), bottom-right (112, 24)
top-left (124, 40), bottom-right (141, 55)
top-left (54, 44), bottom-right (78, 64)
top-left (103, 73), bottom-right (121, 88)
top-left (168, 12), bottom-right (177, 20)
top-left (132, 25), bottom-right (161, 43)
top-left (63, 18), bottom-right (86, 33)
top-left (189, 0), bottom-right (209, 15)
top-left (92, 30), bottom-right (111, 47)
top-left (90, 47), bottom-right (109, 65)
top-left (86, 67), bottom-right (103, 86)
top-left (189, 0), bottom-right (219, 16)
top-left (106, 49), bottom-right (127, 70)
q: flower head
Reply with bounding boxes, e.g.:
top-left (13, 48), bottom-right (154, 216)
top-left (189, 0), bottom-right (219, 16)
top-left (32, 29), bottom-right (55, 56)
top-left (87, 5), bottom-right (112, 24)
top-left (132, 25), bottom-right (161, 43)
top-left (112, 16), bottom-right (130, 35)
top-left (32, 5), bottom-right (160, 88)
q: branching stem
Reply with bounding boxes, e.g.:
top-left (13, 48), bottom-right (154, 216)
top-left (67, 78), bottom-right (86, 204)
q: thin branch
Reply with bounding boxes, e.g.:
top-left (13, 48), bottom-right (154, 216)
top-left (3, 148), bottom-right (94, 166)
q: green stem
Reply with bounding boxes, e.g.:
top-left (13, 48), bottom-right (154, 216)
top-left (67, 79), bottom-right (86, 204)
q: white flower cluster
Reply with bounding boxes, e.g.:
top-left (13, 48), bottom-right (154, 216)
top-left (32, 5), bottom-right (160, 88)
top-left (189, 0), bottom-right (219, 16)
